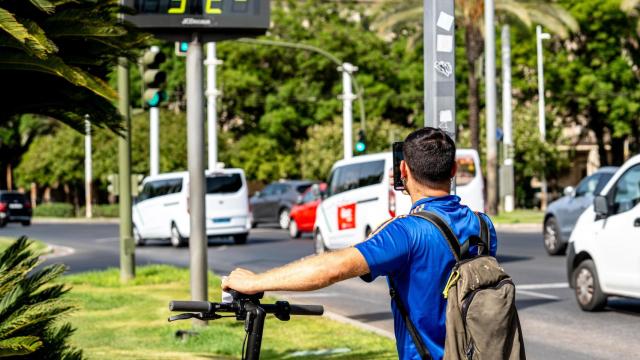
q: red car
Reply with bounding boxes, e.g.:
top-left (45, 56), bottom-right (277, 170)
top-left (289, 183), bottom-right (326, 238)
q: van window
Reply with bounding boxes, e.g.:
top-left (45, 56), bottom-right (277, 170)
top-left (612, 165), bottom-right (640, 214)
top-left (207, 173), bottom-right (242, 194)
top-left (456, 156), bottom-right (477, 186)
top-left (328, 160), bottom-right (385, 197)
top-left (138, 178), bottom-right (182, 202)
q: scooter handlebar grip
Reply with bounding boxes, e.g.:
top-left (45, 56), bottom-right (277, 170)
top-left (169, 300), bottom-right (212, 312)
top-left (288, 304), bottom-right (324, 316)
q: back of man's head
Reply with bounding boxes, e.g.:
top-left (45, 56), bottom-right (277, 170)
top-left (403, 127), bottom-right (456, 187)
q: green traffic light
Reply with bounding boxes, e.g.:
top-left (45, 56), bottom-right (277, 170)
top-left (355, 142), bottom-right (366, 152)
top-left (146, 90), bottom-right (167, 107)
top-left (180, 42), bottom-right (188, 52)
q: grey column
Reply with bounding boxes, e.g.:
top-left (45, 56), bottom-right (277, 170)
top-left (186, 33), bottom-right (208, 323)
top-left (484, 0), bottom-right (498, 215)
top-left (423, 0), bottom-right (456, 139)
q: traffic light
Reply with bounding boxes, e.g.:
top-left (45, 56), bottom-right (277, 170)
top-left (175, 42), bottom-right (188, 57)
top-left (142, 47), bottom-right (167, 107)
top-left (355, 129), bottom-right (366, 153)
top-left (107, 174), bottom-right (119, 196)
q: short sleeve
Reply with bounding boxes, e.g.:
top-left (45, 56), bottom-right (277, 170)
top-left (354, 219), bottom-right (411, 282)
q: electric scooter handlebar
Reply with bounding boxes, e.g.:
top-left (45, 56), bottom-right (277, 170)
top-left (169, 300), bottom-right (212, 312)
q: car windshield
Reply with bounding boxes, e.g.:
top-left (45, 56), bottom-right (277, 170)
top-left (456, 156), bottom-right (477, 186)
top-left (0, 193), bottom-right (26, 202)
top-left (296, 184), bottom-right (312, 194)
top-left (207, 174), bottom-right (242, 194)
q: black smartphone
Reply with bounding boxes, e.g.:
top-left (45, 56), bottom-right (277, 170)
top-left (392, 142), bottom-right (404, 191)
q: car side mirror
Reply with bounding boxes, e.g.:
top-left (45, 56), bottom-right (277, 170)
top-left (593, 196), bottom-right (610, 217)
top-left (296, 195), bottom-right (303, 205)
top-left (563, 186), bottom-right (575, 197)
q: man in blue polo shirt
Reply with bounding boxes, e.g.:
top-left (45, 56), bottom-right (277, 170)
top-left (223, 127), bottom-right (497, 360)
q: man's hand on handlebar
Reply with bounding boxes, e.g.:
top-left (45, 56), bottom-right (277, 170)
top-left (222, 268), bottom-right (261, 294)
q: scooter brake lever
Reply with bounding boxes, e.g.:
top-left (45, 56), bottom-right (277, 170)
top-left (168, 313), bottom-right (197, 322)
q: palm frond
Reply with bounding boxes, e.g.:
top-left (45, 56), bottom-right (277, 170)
top-left (0, 9), bottom-right (50, 58)
top-left (0, 336), bottom-right (43, 356)
top-left (26, 0), bottom-right (56, 14)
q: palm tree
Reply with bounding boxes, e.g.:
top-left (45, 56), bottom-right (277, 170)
top-left (372, 0), bottom-right (577, 151)
top-left (0, 237), bottom-right (82, 359)
top-left (0, 0), bottom-right (150, 132)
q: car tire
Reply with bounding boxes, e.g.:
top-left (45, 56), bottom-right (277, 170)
top-left (289, 219), bottom-right (300, 239)
top-left (133, 226), bottom-right (146, 246)
top-left (314, 229), bottom-right (327, 255)
top-left (170, 224), bottom-right (187, 248)
top-left (543, 217), bottom-right (566, 256)
top-left (233, 233), bottom-right (248, 245)
top-left (278, 208), bottom-right (290, 229)
top-left (21, 220), bottom-right (31, 227)
top-left (0, 219), bottom-right (6, 228)
top-left (573, 259), bottom-right (607, 311)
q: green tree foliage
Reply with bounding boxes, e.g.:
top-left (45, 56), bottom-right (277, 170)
top-left (0, 237), bottom-right (82, 359)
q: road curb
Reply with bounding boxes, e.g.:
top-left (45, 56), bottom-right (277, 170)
top-left (34, 217), bottom-right (119, 225)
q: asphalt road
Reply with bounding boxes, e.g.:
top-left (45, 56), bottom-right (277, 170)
top-left (2, 221), bottom-right (639, 359)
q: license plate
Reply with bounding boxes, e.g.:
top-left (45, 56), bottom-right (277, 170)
top-left (9, 203), bottom-right (23, 209)
top-left (212, 218), bottom-right (231, 223)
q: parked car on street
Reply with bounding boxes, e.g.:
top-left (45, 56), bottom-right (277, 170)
top-left (313, 149), bottom-right (482, 254)
top-left (567, 155), bottom-right (640, 311)
top-left (0, 191), bottom-right (32, 227)
top-left (543, 167), bottom-right (618, 255)
top-left (132, 169), bottom-right (251, 247)
top-left (288, 183), bottom-right (327, 238)
top-left (250, 180), bottom-right (316, 229)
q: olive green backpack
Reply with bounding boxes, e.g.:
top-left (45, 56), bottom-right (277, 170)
top-left (389, 211), bottom-right (526, 360)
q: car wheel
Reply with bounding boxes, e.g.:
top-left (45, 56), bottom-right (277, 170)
top-left (314, 229), bottom-right (327, 255)
top-left (21, 220), bottom-right (31, 227)
top-left (289, 219), bottom-right (300, 239)
top-left (233, 233), bottom-right (248, 245)
top-left (170, 224), bottom-right (186, 248)
top-left (279, 208), bottom-right (291, 229)
top-left (573, 259), bottom-right (607, 311)
top-left (0, 219), bottom-right (6, 228)
top-left (543, 217), bottom-right (566, 256)
top-left (133, 226), bottom-right (145, 246)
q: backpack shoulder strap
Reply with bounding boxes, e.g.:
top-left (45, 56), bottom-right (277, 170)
top-left (474, 212), bottom-right (490, 256)
top-left (411, 211), bottom-right (462, 261)
top-left (388, 277), bottom-right (432, 360)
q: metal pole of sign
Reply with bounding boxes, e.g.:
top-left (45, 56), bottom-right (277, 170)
top-left (340, 63), bottom-right (356, 160)
top-left (84, 115), bottom-right (92, 218)
top-left (206, 42), bottom-right (222, 171)
top-left (536, 25), bottom-right (550, 211)
top-left (117, 57), bottom-right (135, 282)
top-left (186, 33), bottom-right (208, 326)
top-left (485, 0), bottom-right (499, 215)
top-left (149, 46), bottom-right (161, 176)
top-left (424, 0), bottom-right (456, 192)
top-left (501, 25), bottom-right (515, 213)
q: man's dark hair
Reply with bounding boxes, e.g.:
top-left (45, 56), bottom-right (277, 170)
top-left (403, 127), bottom-right (456, 186)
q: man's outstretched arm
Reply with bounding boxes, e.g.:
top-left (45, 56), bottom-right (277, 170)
top-left (221, 248), bottom-right (370, 294)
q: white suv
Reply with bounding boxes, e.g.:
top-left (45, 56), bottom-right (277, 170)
top-left (567, 154), bottom-right (640, 311)
top-left (132, 169), bottom-right (251, 247)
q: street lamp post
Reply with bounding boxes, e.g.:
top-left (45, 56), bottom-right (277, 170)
top-left (485, 0), bottom-right (499, 215)
top-left (205, 42), bottom-right (222, 171)
top-left (502, 25), bottom-right (515, 213)
top-left (84, 115), bottom-right (92, 218)
top-left (537, 25), bottom-right (551, 210)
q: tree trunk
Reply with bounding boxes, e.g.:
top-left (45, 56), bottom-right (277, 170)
top-left (610, 136), bottom-right (626, 166)
top-left (465, 24), bottom-right (484, 152)
top-left (589, 106), bottom-right (609, 166)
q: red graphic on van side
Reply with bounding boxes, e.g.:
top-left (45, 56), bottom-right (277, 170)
top-left (337, 203), bottom-right (356, 230)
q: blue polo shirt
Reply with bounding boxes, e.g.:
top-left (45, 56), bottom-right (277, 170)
top-left (354, 195), bottom-right (497, 360)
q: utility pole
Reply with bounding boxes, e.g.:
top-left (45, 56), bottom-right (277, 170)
top-left (84, 115), bottom-right (92, 218)
top-left (205, 42), bottom-right (222, 171)
top-left (186, 33), bottom-right (208, 325)
top-left (501, 25), bottom-right (515, 213)
top-left (117, 57), bottom-right (135, 282)
top-left (340, 63), bottom-right (357, 160)
top-left (423, 0), bottom-right (456, 139)
top-left (485, 0), bottom-right (498, 215)
top-left (537, 25), bottom-right (550, 211)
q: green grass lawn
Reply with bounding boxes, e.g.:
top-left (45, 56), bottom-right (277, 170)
top-left (490, 209), bottom-right (544, 225)
top-left (64, 265), bottom-right (397, 360)
top-left (0, 236), bottom-right (49, 254)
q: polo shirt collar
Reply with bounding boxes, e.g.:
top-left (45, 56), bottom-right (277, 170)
top-left (411, 195), bottom-right (460, 213)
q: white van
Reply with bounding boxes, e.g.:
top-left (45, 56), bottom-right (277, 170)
top-left (132, 169), bottom-right (251, 247)
top-left (567, 154), bottom-right (640, 311)
top-left (313, 149), bottom-right (484, 253)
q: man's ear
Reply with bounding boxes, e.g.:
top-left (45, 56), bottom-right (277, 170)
top-left (400, 160), bottom-right (409, 179)
top-left (450, 160), bottom-right (458, 178)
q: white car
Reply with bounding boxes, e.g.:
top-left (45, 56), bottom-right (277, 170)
top-left (567, 154), bottom-right (640, 311)
top-left (313, 149), bottom-right (484, 253)
top-left (132, 169), bottom-right (251, 247)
